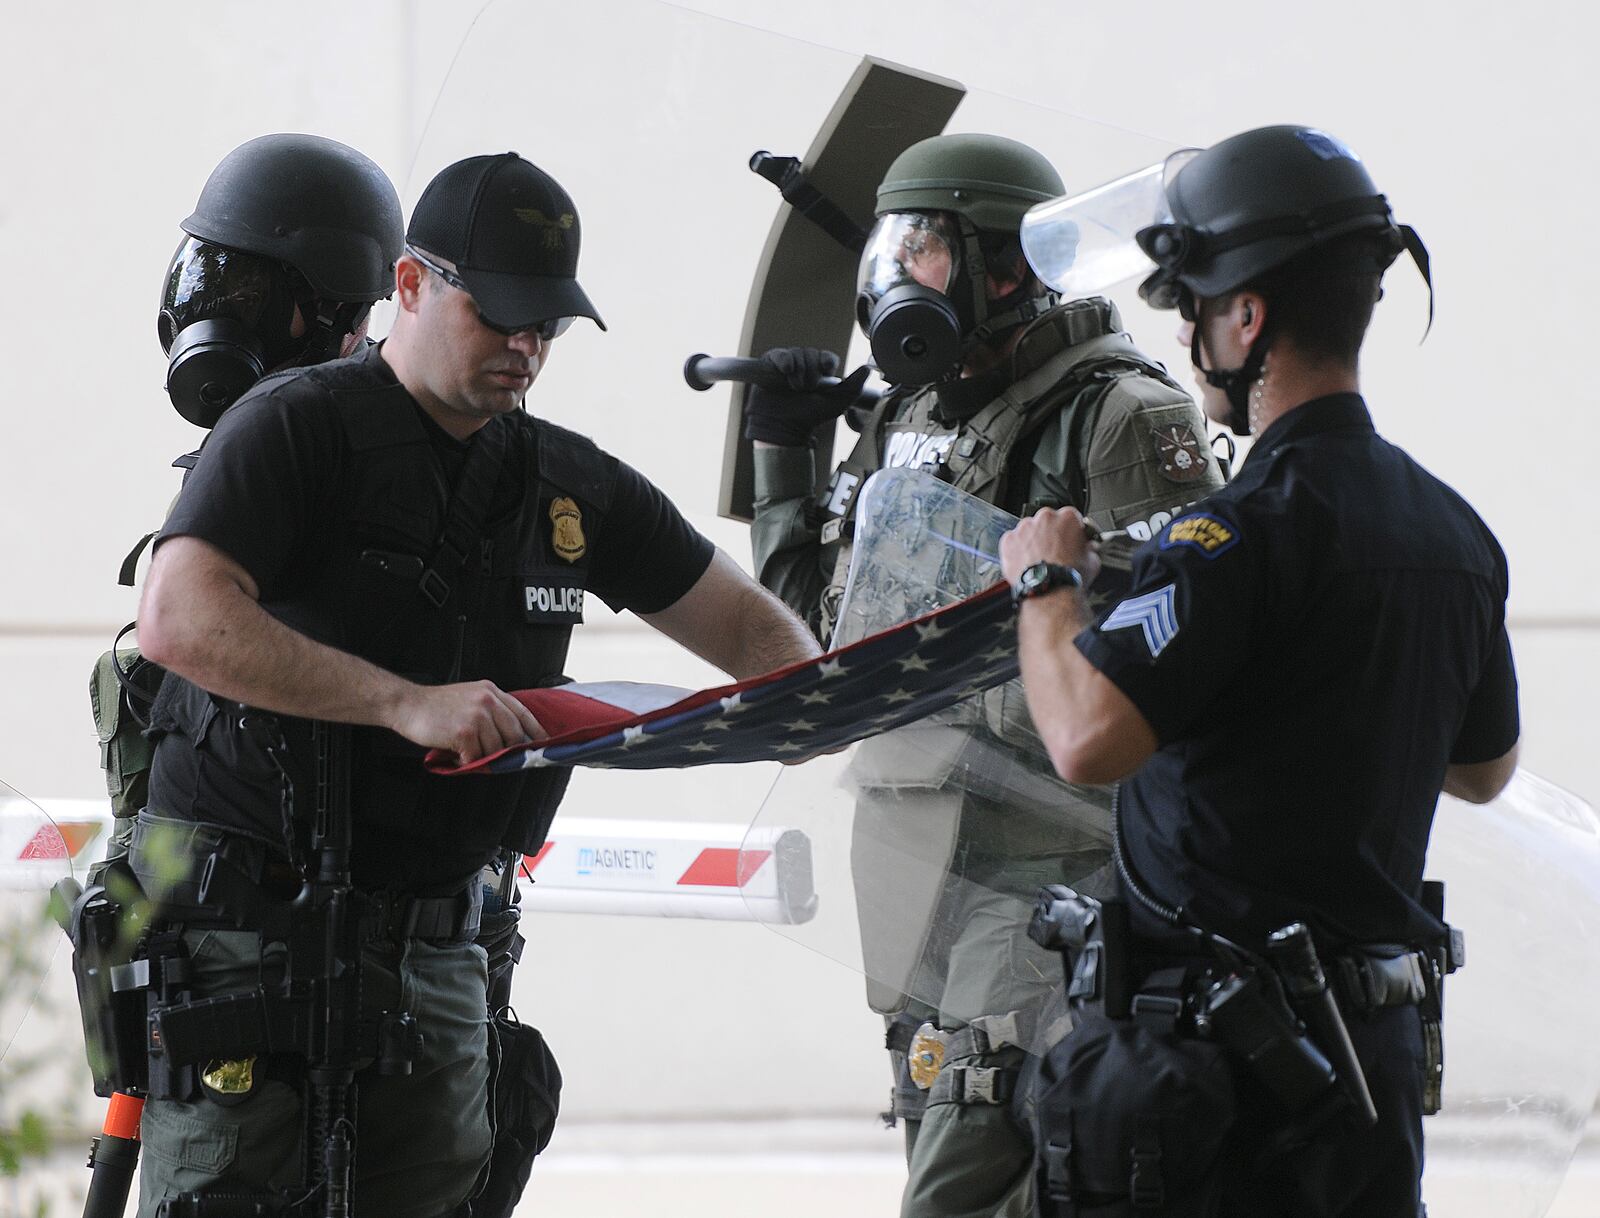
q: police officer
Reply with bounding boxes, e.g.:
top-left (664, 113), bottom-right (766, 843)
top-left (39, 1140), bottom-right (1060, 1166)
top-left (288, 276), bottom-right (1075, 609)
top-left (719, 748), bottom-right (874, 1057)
top-left (157, 133), bottom-right (404, 431)
top-left (748, 133), bottom-right (1223, 1217)
top-left (1000, 125), bottom-right (1520, 1216)
top-left (130, 151), bottom-right (819, 1217)
top-left (93, 134), bottom-right (406, 865)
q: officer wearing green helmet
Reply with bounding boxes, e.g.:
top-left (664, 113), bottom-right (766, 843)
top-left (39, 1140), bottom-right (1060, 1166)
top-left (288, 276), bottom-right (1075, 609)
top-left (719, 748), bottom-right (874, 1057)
top-left (747, 132), bottom-right (1225, 1217)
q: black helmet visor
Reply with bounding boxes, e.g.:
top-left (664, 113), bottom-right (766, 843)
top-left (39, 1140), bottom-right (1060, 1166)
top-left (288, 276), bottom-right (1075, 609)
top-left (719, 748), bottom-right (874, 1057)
top-left (158, 238), bottom-right (283, 353)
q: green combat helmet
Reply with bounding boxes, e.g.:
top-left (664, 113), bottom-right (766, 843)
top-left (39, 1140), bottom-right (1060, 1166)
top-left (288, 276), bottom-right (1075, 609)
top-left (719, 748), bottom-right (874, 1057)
top-left (856, 133), bottom-right (1064, 385)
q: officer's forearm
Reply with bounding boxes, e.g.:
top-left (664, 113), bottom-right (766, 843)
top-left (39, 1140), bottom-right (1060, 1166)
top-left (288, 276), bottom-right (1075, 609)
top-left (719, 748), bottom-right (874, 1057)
top-left (139, 537), bottom-right (415, 731)
top-left (641, 549), bottom-right (821, 680)
top-left (1016, 590), bottom-right (1157, 785)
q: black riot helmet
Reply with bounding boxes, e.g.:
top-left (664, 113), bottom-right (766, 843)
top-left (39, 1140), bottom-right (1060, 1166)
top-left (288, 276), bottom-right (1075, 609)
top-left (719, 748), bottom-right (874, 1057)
top-left (158, 134), bottom-right (404, 427)
top-left (1134, 125), bottom-right (1431, 433)
top-left (856, 134), bottom-right (1064, 386)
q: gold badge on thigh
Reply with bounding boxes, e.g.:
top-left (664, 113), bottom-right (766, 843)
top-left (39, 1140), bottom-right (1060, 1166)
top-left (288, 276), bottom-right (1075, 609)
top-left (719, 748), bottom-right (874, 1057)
top-left (908, 1024), bottom-right (948, 1090)
top-left (202, 1055), bottom-right (257, 1096)
top-left (549, 496), bottom-right (586, 563)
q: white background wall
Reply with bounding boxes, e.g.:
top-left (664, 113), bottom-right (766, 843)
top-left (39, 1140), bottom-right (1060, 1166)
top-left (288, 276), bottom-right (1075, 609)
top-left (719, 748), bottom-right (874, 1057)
top-left (2, 2), bottom-right (1597, 1210)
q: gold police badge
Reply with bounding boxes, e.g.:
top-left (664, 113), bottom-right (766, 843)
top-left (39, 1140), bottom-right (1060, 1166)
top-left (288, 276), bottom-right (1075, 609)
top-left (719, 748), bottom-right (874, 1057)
top-left (908, 1024), bottom-right (949, 1090)
top-left (202, 1055), bottom-right (256, 1096)
top-left (549, 496), bottom-right (586, 562)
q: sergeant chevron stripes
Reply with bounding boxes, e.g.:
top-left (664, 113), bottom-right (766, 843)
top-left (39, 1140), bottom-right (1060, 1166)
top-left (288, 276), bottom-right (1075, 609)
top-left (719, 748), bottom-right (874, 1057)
top-left (1101, 584), bottom-right (1179, 657)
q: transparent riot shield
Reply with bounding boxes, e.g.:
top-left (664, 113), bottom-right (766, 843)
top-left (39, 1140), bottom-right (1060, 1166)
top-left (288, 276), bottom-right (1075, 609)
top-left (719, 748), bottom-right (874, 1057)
top-left (745, 469), bottom-right (1109, 1023)
top-left (414, 0), bottom-right (1179, 956)
top-left (1422, 772), bottom-right (1600, 1217)
top-left (0, 779), bottom-right (77, 1066)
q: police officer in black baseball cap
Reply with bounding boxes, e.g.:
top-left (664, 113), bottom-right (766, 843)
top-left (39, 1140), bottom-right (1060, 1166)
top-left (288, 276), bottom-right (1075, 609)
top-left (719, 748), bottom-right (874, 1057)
top-left (405, 151), bottom-right (606, 338)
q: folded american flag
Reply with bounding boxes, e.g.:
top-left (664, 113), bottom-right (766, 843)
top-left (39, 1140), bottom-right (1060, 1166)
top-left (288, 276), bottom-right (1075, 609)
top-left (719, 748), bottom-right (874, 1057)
top-left (429, 582), bottom-right (1018, 775)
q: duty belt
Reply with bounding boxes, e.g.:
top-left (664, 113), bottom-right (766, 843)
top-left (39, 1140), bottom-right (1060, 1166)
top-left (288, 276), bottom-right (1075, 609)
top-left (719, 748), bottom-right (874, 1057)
top-left (364, 885), bottom-right (483, 945)
top-left (1330, 946), bottom-right (1430, 1013)
top-left (130, 815), bottom-right (483, 944)
top-left (901, 1011), bottom-right (1033, 1107)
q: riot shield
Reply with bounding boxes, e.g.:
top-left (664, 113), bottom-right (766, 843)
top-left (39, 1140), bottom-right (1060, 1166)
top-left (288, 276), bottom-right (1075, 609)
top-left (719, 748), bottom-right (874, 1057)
top-left (744, 469), bottom-right (1110, 1022)
top-left (1422, 772), bottom-right (1600, 1216)
top-left (0, 779), bottom-right (77, 1066)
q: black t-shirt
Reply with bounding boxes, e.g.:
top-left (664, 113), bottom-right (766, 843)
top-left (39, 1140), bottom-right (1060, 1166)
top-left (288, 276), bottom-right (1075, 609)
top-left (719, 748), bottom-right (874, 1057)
top-left (1077, 394), bottom-right (1518, 947)
top-left (148, 342), bottom-right (714, 889)
top-left (162, 346), bottom-right (710, 617)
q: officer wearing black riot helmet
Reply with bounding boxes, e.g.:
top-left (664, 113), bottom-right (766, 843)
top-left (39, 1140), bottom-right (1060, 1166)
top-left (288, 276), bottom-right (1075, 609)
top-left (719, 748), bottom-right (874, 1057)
top-left (999, 125), bottom-right (1520, 1215)
top-left (95, 135), bottom-right (406, 868)
top-left (129, 151), bottom-right (819, 1216)
top-left (158, 133), bottom-right (404, 428)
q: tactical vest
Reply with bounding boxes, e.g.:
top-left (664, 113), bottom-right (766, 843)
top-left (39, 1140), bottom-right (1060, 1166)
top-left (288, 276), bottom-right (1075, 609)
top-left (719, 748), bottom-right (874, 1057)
top-left (815, 297), bottom-right (1187, 638)
top-left (147, 370), bottom-right (614, 884)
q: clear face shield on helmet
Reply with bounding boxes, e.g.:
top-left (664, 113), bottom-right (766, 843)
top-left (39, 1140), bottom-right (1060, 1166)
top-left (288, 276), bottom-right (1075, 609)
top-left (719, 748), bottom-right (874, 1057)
top-left (854, 211), bottom-right (967, 387)
top-left (1018, 149), bottom-right (1199, 301)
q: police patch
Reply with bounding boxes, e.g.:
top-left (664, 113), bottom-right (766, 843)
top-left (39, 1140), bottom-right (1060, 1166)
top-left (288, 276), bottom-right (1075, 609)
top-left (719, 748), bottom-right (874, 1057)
top-left (1160, 513), bottom-right (1238, 558)
top-left (1152, 423), bottom-right (1209, 484)
top-left (523, 575), bottom-right (585, 625)
top-left (549, 496), bottom-right (586, 562)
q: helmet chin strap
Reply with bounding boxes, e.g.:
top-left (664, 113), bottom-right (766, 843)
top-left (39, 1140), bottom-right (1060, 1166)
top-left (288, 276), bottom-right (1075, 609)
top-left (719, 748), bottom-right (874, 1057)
top-left (1191, 324), bottom-right (1270, 437)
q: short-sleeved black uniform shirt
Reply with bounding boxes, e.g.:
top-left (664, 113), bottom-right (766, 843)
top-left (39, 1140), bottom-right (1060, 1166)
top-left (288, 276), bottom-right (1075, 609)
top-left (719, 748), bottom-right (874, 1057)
top-left (148, 342), bottom-right (714, 890)
top-left (1076, 394), bottom-right (1518, 947)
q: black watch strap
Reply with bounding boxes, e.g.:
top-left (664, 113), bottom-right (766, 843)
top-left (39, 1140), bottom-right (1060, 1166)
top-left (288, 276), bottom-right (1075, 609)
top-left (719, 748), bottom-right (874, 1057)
top-left (1011, 560), bottom-right (1083, 608)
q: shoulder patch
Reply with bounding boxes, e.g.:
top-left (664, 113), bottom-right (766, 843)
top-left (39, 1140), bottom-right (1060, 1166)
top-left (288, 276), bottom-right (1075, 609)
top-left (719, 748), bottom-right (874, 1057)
top-left (1101, 584), bottom-right (1179, 658)
top-left (535, 417), bottom-right (617, 508)
top-left (1160, 512), bottom-right (1238, 558)
top-left (1151, 422), bottom-right (1210, 483)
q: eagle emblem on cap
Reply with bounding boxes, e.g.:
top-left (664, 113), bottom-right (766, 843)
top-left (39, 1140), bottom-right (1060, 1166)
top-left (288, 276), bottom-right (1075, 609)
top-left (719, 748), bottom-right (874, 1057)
top-left (1152, 423), bottom-right (1208, 483)
top-left (549, 496), bottom-right (586, 562)
top-left (515, 207), bottom-right (574, 250)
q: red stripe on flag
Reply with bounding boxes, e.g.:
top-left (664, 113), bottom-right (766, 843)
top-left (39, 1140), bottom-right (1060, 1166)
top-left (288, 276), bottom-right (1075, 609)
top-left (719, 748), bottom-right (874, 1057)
top-left (676, 847), bottom-right (770, 888)
top-left (520, 842), bottom-right (557, 878)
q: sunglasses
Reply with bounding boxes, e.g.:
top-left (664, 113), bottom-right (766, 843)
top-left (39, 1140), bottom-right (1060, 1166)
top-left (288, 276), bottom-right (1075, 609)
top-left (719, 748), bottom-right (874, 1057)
top-left (406, 246), bottom-right (575, 341)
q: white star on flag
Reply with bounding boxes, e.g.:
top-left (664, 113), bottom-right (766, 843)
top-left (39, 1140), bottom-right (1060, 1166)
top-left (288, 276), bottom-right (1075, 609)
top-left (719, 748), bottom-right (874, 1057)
top-left (426, 582), bottom-right (1024, 776)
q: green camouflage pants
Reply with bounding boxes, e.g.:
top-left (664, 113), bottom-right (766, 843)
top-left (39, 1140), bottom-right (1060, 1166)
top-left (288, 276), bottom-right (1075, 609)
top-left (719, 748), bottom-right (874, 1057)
top-left (138, 928), bottom-right (491, 1218)
top-left (892, 853), bottom-right (1104, 1218)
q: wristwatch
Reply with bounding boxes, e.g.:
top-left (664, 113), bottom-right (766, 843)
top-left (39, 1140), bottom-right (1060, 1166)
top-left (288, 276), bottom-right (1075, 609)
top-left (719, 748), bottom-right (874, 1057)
top-left (1011, 560), bottom-right (1083, 609)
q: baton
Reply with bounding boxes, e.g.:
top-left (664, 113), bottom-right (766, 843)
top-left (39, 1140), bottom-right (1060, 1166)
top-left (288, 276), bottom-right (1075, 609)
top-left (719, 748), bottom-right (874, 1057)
top-left (1267, 922), bottom-right (1379, 1127)
top-left (683, 352), bottom-right (861, 395)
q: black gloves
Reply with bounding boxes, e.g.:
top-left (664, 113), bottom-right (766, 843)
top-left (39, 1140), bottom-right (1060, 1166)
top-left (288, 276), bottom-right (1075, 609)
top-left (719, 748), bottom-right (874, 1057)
top-left (743, 347), bottom-right (866, 447)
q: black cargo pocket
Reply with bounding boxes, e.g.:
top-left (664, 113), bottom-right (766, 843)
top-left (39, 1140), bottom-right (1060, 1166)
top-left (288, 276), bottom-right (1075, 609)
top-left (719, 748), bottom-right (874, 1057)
top-left (470, 1013), bottom-right (562, 1218)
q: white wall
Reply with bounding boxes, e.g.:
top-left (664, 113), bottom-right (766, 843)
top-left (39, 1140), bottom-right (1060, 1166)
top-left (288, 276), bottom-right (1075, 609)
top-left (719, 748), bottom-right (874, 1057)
top-left (2, 0), bottom-right (1596, 1132)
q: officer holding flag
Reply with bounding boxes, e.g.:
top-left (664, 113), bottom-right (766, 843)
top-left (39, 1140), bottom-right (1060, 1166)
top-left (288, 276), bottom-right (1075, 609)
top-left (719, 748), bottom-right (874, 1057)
top-left (1001, 125), bottom-right (1519, 1215)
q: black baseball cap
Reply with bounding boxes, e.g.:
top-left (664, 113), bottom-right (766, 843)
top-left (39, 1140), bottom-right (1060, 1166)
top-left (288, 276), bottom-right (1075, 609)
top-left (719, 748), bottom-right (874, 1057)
top-left (407, 152), bottom-right (606, 332)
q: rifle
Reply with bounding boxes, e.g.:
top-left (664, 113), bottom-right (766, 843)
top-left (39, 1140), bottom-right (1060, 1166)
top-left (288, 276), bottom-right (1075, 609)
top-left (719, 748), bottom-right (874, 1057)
top-left (126, 717), bottom-right (415, 1217)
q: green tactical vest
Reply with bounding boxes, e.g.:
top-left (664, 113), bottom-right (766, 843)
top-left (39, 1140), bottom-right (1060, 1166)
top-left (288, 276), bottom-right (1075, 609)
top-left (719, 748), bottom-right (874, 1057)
top-left (816, 296), bottom-right (1220, 639)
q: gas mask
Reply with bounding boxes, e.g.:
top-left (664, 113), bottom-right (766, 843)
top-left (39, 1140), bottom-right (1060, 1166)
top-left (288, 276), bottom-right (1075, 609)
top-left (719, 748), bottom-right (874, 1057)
top-left (856, 211), bottom-right (1058, 389)
top-left (855, 212), bottom-right (965, 387)
top-left (157, 238), bottom-right (369, 428)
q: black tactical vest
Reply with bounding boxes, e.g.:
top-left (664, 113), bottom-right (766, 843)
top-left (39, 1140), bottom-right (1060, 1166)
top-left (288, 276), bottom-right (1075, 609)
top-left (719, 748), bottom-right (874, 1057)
top-left (148, 361), bottom-right (614, 890)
